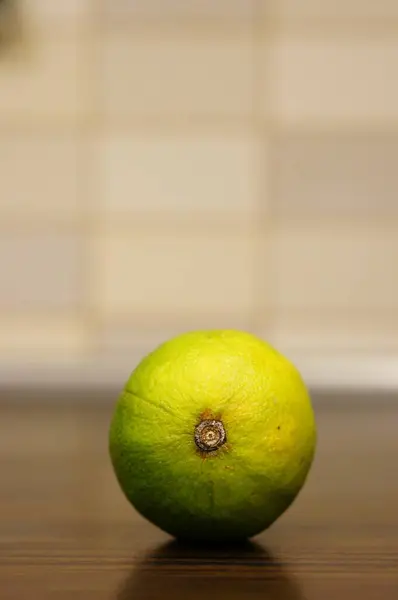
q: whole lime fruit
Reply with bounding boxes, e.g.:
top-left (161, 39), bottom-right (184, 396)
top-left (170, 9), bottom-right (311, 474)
top-left (109, 330), bottom-right (316, 542)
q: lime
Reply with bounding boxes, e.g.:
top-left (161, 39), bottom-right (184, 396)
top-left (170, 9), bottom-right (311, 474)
top-left (109, 330), bottom-right (316, 542)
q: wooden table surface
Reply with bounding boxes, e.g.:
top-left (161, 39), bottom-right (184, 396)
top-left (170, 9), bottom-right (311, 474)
top-left (0, 389), bottom-right (397, 600)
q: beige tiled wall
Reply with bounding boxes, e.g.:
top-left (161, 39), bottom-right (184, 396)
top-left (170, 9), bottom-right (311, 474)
top-left (1, 1), bottom-right (398, 387)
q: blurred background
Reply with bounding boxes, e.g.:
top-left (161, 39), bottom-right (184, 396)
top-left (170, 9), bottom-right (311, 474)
top-left (1, 0), bottom-right (398, 392)
top-left (1, 7), bottom-right (398, 599)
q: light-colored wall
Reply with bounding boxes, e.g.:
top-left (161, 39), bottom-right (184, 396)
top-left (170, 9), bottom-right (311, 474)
top-left (1, 1), bottom-right (398, 388)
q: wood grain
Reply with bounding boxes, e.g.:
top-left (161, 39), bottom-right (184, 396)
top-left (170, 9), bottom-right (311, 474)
top-left (0, 389), bottom-right (397, 599)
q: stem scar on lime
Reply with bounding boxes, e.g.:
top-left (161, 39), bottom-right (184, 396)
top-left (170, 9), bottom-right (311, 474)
top-left (194, 419), bottom-right (226, 453)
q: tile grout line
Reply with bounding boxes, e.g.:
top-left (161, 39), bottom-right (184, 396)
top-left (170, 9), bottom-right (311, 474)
top-left (4, 119), bottom-right (398, 134)
top-left (75, 0), bottom-right (107, 358)
top-left (2, 215), bottom-right (398, 233)
top-left (85, 18), bottom-right (398, 37)
top-left (249, 1), bottom-right (272, 336)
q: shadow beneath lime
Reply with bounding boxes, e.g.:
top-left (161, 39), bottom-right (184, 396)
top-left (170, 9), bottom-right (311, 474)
top-left (117, 538), bottom-right (303, 600)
